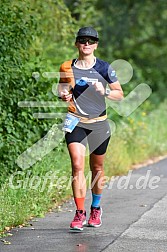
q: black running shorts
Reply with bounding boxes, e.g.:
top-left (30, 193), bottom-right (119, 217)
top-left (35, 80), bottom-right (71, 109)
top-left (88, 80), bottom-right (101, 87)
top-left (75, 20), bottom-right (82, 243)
top-left (65, 120), bottom-right (111, 155)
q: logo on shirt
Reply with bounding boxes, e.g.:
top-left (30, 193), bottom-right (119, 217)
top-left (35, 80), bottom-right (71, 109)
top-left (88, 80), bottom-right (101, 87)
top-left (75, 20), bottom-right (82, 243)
top-left (76, 77), bottom-right (98, 86)
top-left (76, 78), bottom-right (88, 86)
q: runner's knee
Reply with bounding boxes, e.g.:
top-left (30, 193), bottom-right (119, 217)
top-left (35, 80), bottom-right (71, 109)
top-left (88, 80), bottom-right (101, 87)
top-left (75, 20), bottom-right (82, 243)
top-left (72, 159), bottom-right (84, 174)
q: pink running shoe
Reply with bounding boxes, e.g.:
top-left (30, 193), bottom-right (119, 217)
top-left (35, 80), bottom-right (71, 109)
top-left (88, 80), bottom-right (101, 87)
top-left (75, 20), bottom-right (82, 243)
top-left (70, 210), bottom-right (86, 231)
top-left (88, 207), bottom-right (102, 227)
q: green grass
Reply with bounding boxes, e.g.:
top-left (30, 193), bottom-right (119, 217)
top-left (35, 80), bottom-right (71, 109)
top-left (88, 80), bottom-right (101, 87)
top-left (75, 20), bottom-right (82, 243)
top-left (1, 100), bottom-right (167, 234)
top-left (0, 148), bottom-right (72, 233)
top-left (105, 100), bottom-right (167, 175)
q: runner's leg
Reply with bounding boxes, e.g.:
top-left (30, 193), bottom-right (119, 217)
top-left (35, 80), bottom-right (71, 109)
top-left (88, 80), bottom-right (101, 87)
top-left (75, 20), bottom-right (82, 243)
top-left (67, 142), bottom-right (86, 203)
top-left (67, 142), bottom-right (87, 231)
top-left (90, 153), bottom-right (105, 196)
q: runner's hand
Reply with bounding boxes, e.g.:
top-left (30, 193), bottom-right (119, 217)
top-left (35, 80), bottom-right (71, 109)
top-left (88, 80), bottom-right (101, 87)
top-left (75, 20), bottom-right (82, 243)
top-left (93, 82), bottom-right (105, 95)
top-left (61, 89), bottom-right (72, 102)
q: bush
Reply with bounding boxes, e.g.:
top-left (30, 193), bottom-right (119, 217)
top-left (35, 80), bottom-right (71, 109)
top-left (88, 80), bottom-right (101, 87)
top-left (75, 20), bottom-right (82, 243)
top-left (0, 0), bottom-right (76, 176)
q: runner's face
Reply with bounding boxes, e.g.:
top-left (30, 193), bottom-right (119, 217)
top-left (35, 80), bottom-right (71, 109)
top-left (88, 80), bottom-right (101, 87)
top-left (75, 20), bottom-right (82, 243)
top-left (75, 37), bottom-right (98, 56)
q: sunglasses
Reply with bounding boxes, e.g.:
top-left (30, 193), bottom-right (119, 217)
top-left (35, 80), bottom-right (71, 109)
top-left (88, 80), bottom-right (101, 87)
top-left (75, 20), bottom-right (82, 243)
top-left (77, 37), bottom-right (97, 45)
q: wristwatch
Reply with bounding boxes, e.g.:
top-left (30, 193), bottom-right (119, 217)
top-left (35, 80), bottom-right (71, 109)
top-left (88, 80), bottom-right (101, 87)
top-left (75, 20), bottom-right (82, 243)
top-left (104, 88), bottom-right (110, 97)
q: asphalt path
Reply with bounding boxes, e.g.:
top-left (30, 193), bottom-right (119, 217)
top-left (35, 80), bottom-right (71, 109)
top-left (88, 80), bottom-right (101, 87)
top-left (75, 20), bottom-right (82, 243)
top-left (0, 158), bottom-right (167, 252)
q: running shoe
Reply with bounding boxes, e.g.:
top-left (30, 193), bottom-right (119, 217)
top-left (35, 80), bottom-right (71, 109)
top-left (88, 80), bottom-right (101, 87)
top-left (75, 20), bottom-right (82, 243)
top-left (88, 206), bottom-right (102, 227)
top-left (70, 210), bottom-right (86, 231)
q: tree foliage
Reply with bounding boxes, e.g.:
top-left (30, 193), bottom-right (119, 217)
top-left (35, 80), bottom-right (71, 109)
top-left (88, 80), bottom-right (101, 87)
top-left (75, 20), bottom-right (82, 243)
top-left (95, 0), bottom-right (167, 101)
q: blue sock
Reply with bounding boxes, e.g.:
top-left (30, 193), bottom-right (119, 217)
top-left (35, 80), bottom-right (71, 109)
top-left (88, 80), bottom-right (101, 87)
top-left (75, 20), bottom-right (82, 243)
top-left (91, 193), bottom-right (102, 208)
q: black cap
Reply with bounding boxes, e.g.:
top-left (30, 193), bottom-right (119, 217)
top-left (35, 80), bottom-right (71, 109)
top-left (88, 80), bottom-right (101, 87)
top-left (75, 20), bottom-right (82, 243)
top-left (76, 27), bottom-right (99, 41)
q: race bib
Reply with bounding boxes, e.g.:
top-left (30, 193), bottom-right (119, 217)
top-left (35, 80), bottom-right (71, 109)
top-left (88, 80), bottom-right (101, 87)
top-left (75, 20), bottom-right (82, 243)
top-left (62, 113), bottom-right (80, 133)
